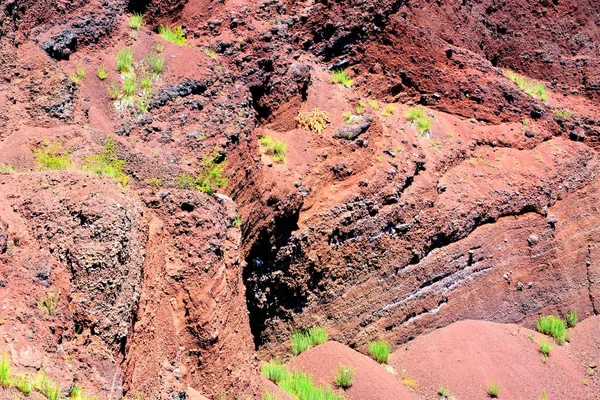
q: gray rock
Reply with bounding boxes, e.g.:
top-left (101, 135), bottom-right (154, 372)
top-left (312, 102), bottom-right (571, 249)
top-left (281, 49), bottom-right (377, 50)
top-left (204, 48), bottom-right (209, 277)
top-left (334, 115), bottom-right (373, 140)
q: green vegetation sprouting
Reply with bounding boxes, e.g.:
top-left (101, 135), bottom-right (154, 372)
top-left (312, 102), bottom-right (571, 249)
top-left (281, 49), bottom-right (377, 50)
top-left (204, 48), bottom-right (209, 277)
top-left (290, 327), bottom-right (328, 356)
top-left (159, 25), bottom-right (187, 45)
top-left (405, 107), bottom-right (433, 135)
top-left (334, 365), bottom-right (355, 389)
top-left (368, 340), bottom-right (391, 364)
top-left (504, 70), bottom-right (548, 101)
top-left (176, 150), bottom-right (228, 195)
top-left (330, 69), bottom-right (352, 87)
top-left (35, 141), bottom-right (74, 171)
top-left (115, 47), bottom-right (135, 73)
top-left (262, 360), bottom-right (343, 400)
top-left (128, 14), bottom-right (145, 30)
top-left (83, 137), bottom-right (129, 187)
top-left (536, 315), bottom-right (567, 344)
top-left (259, 136), bottom-right (287, 163)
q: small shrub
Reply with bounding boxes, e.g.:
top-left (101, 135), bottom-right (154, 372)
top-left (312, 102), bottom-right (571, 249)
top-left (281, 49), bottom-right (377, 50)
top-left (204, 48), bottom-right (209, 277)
top-left (71, 65), bottom-right (85, 84)
top-left (566, 310), bottom-right (578, 328)
top-left (401, 376), bottom-right (418, 390)
top-left (536, 315), bottom-right (567, 344)
top-left (83, 137), bottom-right (129, 187)
top-left (539, 340), bottom-right (552, 359)
top-left (334, 365), bottom-right (354, 389)
top-left (438, 385), bottom-right (451, 398)
top-left (368, 340), bottom-right (391, 364)
top-left (330, 69), bottom-right (352, 87)
top-left (145, 53), bottom-right (164, 75)
top-left (128, 13), bottom-right (145, 30)
top-left (504, 70), bottom-right (548, 101)
top-left (405, 107), bottom-right (433, 135)
top-left (35, 141), bottom-right (74, 171)
top-left (0, 354), bottom-right (11, 387)
top-left (554, 109), bottom-right (573, 121)
top-left (108, 82), bottom-right (121, 100)
top-left (176, 150), bottom-right (228, 195)
top-left (261, 359), bottom-right (289, 384)
top-left (159, 25), bottom-right (187, 45)
top-left (15, 374), bottom-right (32, 395)
top-left (291, 327), bottom-right (328, 356)
top-left (296, 109), bottom-right (330, 134)
top-left (487, 382), bottom-right (500, 398)
top-left (259, 136), bottom-right (287, 163)
top-left (37, 292), bottom-right (60, 316)
top-left (116, 47), bottom-right (135, 73)
top-left (381, 104), bottom-right (396, 117)
top-left (97, 65), bottom-right (108, 80)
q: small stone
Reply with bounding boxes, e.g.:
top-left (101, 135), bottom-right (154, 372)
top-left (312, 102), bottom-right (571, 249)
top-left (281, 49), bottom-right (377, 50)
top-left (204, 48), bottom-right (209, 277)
top-left (527, 234), bottom-right (539, 246)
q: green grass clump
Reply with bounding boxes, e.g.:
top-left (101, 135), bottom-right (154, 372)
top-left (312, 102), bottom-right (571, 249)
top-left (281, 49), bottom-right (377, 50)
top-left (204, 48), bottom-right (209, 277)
top-left (83, 137), bottom-right (129, 187)
top-left (334, 365), bottom-right (354, 389)
top-left (0, 164), bottom-right (15, 173)
top-left (35, 141), bottom-right (74, 171)
top-left (69, 384), bottom-right (96, 400)
top-left (487, 381), bottom-right (500, 398)
top-left (259, 136), bottom-right (287, 163)
top-left (159, 25), bottom-right (187, 45)
top-left (122, 78), bottom-right (137, 96)
top-left (33, 371), bottom-right (61, 400)
top-left (261, 359), bottom-right (290, 383)
top-left (330, 69), bottom-right (352, 87)
top-left (566, 310), bottom-right (578, 328)
top-left (15, 374), bottom-right (32, 395)
top-left (438, 385), bottom-right (451, 398)
top-left (405, 107), bottom-right (433, 135)
top-left (539, 340), bottom-right (552, 360)
top-left (555, 109), bottom-right (573, 121)
top-left (97, 65), bottom-right (108, 80)
top-left (279, 371), bottom-right (343, 400)
top-left (381, 104), bottom-right (396, 117)
top-left (37, 292), bottom-right (60, 316)
top-left (368, 340), bottom-right (391, 364)
top-left (536, 315), bottom-right (567, 344)
top-left (145, 53), bottom-right (165, 75)
top-left (116, 47), bottom-right (135, 73)
top-left (107, 82), bottom-right (121, 99)
top-left (0, 354), bottom-right (11, 387)
top-left (128, 13), bottom-right (145, 30)
top-left (176, 150), bottom-right (228, 195)
top-left (503, 70), bottom-right (548, 101)
top-left (291, 327), bottom-right (328, 356)
top-left (71, 65), bottom-right (86, 84)
top-left (264, 393), bottom-right (279, 400)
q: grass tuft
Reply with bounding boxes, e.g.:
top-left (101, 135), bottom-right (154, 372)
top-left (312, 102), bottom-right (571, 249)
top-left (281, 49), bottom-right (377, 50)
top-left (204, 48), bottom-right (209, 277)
top-left (487, 381), bottom-right (500, 398)
top-left (159, 25), bottom-right (187, 45)
top-left (368, 340), bottom-right (391, 364)
top-left (539, 340), bottom-right (552, 360)
top-left (405, 107), bottom-right (433, 135)
top-left (0, 354), bottom-right (11, 387)
top-left (291, 327), bottom-right (328, 356)
top-left (401, 376), bottom-right (418, 390)
top-left (0, 164), bottom-right (15, 174)
top-left (296, 109), bottom-right (330, 134)
top-left (504, 70), bottom-right (548, 101)
top-left (71, 65), bottom-right (86, 84)
top-left (116, 47), bottom-right (135, 73)
top-left (381, 104), bottom-right (396, 117)
top-left (83, 137), bottom-right (129, 187)
top-left (37, 292), bottom-right (60, 316)
top-left (128, 14), bottom-right (145, 30)
top-left (122, 78), bottom-right (138, 96)
top-left (97, 65), bottom-right (108, 80)
top-left (536, 315), bottom-right (567, 344)
top-left (566, 310), bottom-right (578, 328)
top-left (261, 359), bottom-right (290, 383)
top-left (145, 53), bottom-right (165, 75)
top-left (334, 365), bottom-right (354, 389)
top-left (438, 385), bottom-right (451, 398)
top-left (330, 69), bottom-right (352, 87)
top-left (176, 150), bottom-right (228, 195)
top-left (15, 374), bottom-right (32, 395)
top-left (279, 370), bottom-right (343, 400)
top-left (35, 141), bottom-right (74, 171)
top-left (554, 109), bottom-right (573, 121)
top-left (259, 136), bottom-right (287, 163)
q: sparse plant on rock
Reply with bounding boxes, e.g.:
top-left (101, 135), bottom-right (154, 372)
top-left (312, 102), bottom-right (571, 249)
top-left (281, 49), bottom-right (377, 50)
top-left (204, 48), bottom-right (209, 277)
top-left (176, 150), bottom-right (228, 195)
top-left (405, 107), bottom-right (433, 135)
top-left (368, 340), bottom-right (391, 364)
top-left (330, 69), bottom-right (352, 87)
top-left (334, 365), bottom-right (355, 389)
top-left (37, 292), bottom-right (60, 316)
top-left (296, 109), bottom-right (330, 134)
top-left (259, 136), bottom-right (287, 163)
top-left (554, 108), bottom-right (573, 121)
top-left (487, 381), bottom-right (500, 398)
top-left (566, 310), bottom-right (578, 328)
top-left (128, 13), bottom-right (145, 30)
top-left (35, 141), bottom-right (74, 171)
top-left (159, 25), bottom-right (187, 45)
top-left (504, 70), bottom-right (548, 101)
top-left (83, 137), bottom-right (129, 187)
top-left (97, 65), bottom-right (108, 80)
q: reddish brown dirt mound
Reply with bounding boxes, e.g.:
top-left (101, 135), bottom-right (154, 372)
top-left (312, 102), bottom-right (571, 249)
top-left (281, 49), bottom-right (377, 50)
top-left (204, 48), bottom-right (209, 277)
top-left (391, 319), bottom-right (594, 400)
top-left (290, 341), bottom-right (418, 400)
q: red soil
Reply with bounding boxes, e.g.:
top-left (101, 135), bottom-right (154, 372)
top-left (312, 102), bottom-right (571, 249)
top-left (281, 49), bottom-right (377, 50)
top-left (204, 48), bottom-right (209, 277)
top-left (391, 319), bottom-right (596, 400)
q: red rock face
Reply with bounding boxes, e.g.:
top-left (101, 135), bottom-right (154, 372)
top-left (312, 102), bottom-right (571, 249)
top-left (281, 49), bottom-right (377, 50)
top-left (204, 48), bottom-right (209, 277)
top-left (0, 0), bottom-right (599, 398)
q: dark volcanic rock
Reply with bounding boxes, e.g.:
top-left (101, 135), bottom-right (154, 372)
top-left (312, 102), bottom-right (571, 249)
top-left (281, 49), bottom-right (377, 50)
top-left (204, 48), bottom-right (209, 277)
top-left (334, 114), bottom-right (373, 140)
